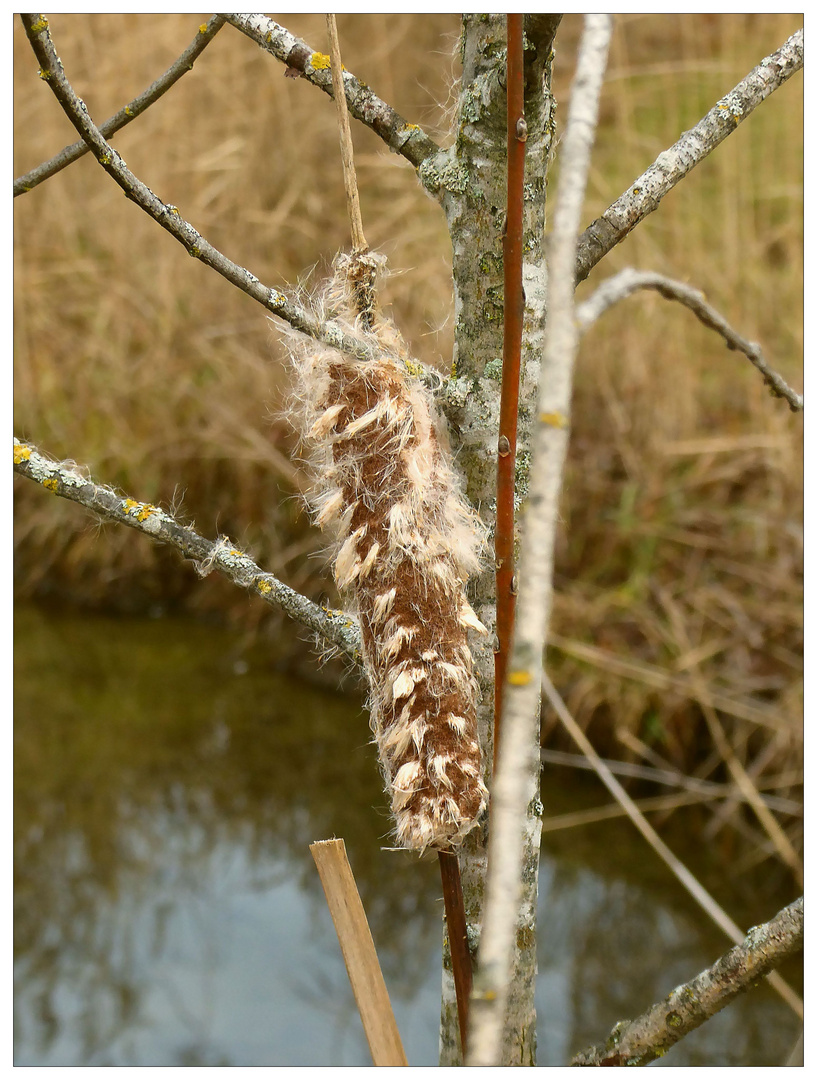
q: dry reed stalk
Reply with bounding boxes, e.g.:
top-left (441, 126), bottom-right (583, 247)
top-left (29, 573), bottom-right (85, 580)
top-left (309, 839), bottom-right (407, 1066)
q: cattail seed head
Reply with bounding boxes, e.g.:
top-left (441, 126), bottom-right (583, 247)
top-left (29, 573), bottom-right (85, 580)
top-left (283, 254), bottom-right (489, 852)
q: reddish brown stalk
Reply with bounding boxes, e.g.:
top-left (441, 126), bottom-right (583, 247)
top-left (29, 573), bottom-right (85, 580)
top-left (438, 850), bottom-right (473, 1055)
top-left (494, 14), bottom-right (526, 765)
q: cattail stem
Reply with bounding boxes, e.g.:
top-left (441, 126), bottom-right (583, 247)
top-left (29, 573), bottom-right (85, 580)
top-left (494, 13), bottom-right (526, 765)
top-left (326, 14), bottom-right (367, 255)
top-left (438, 850), bottom-right (473, 1055)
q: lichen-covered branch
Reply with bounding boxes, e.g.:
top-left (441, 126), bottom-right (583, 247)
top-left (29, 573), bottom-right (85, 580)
top-left (571, 896), bottom-right (803, 1066)
top-left (576, 268), bottom-right (803, 410)
top-left (14, 14), bottom-right (226, 196)
top-left (465, 16), bottom-right (613, 1068)
top-left (574, 28), bottom-right (804, 283)
top-left (223, 14), bottom-right (441, 171)
top-left (20, 14), bottom-right (375, 362)
top-left (13, 438), bottom-right (363, 664)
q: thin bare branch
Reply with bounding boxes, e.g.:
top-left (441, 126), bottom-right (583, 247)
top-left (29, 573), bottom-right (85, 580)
top-left (14, 14), bottom-right (226, 197)
top-left (574, 28), bottom-right (804, 283)
top-left (13, 438), bottom-right (363, 664)
top-left (540, 674), bottom-right (803, 1019)
top-left (223, 14), bottom-right (441, 170)
top-left (465, 17), bottom-right (614, 1068)
top-left (576, 268), bottom-right (803, 410)
top-left (20, 14), bottom-right (376, 363)
top-left (572, 896), bottom-right (803, 1066)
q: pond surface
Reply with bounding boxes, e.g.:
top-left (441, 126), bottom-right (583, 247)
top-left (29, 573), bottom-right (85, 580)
top-left (13, 605), bottom-right (801, 1067)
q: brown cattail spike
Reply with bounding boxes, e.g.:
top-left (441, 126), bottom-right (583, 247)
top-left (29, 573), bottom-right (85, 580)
top-left (285, 255), bottom-right (489, 851)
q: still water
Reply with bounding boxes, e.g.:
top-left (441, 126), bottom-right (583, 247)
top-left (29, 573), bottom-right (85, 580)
top-left (14, 605), bottom-right (800, 1067)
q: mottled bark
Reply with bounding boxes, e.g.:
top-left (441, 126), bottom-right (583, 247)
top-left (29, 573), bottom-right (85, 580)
top-left (425, 14), bottom-right (558, 1066)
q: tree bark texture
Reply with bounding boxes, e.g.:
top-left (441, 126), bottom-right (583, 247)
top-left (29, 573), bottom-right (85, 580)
top-left (424, 14), bottom-right (558, 1066)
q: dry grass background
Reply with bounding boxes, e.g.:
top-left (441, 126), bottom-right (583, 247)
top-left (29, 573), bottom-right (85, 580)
top-left (13, 15), bottom-right (803, 878)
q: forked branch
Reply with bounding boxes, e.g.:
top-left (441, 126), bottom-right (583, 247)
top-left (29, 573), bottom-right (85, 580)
top-left (576, 268), bottom-right (803, 410)
top-left (13, 438), bottom-right (363, 664)
top-left (14, 15), bottom-right (226, 196)
top-left (571, 895), bottom-right (803, 1066)
top-left (574, 28), bottom-right (804, 283)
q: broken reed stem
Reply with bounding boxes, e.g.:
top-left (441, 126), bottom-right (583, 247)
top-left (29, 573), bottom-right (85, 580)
top-left (309, 839), bottom-right (408, 1067)
top-left (438, 850), bottom-right (473, 1055)
top-left (494, 12), bottom-right (526, 764)
top-left (326, 14), bottom-right (367, 255)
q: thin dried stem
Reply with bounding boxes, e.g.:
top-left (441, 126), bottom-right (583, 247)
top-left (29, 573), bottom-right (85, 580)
top-left (574, 28), bottom-right (804, 283)
top-left (326, 15), bottom-right (367, 255)
top-left (540, 748), bottom-right (802, 816)
top-left (572, 896), bottom-right (803, 1066)
top-left (576, 268), bottom-right (803, 410)
top-left (14, 15), bottom-right (226, 196)
top-left (494, 13), bottom-right (526, 763)
top-left (13, 438), bottom-right (363, 664)
top-left (540, 673), bottom-right (803, 1019)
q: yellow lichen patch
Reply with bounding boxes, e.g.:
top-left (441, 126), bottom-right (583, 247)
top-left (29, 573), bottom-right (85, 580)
top-left (539, 411), bottom-right (567, 428)
top-left (256, 579), bottom-right (272, 595)
top-left (198, 23), bottom-right (208, 33)
top-left (43, 478), bottom-right (58, 492)
top-left (310, 52), bottom-right (331, 70)
top-left (14, 444), bottom-right (31, 464)
top-left (122, 499), bottom-right (158, 522)
top-left (508, 670), bottom-right (532, 686)
top-left (29, 16), bottom-right (48, 33)
top-left (401, 123), bottom-right (421, 133)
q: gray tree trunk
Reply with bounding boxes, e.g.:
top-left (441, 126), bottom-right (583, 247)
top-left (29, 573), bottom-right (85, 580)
top-left (421, 14), bottom-right (559, 1066)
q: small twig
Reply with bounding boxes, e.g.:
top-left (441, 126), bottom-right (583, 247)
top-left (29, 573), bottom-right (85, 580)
top-left (438, 851), bottom-right (473, 1057)
top-left (576, 268), bottom-right (803, 410)
top-left (574, 28), bottom-right (804, 283)
top-left (310, 839), bottom-right (408, 1067)
top-left (326, 14), bottom-right (367, 255)
top-left (13, 438), bottom-right (363, 664)
top-left (20, 14), bottom-right (376, 363)
top-left (494, 13), bottom-right (526, 764)
top-left (572, 896), bottom-right (803, 1066)
top-left (14, 14), bottom-right (226, 196)
top-left (540, 673), bottom-right (803, 1019)
top-left (223, 14), bottom-right (441, 170)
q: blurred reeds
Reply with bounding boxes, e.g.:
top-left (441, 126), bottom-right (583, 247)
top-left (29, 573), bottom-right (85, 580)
top-left (13, 15), bottom-right (803, 877)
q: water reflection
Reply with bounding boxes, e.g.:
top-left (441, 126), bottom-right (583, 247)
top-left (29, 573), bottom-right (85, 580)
top-left (14, 606), bottom-right (800, 1066)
